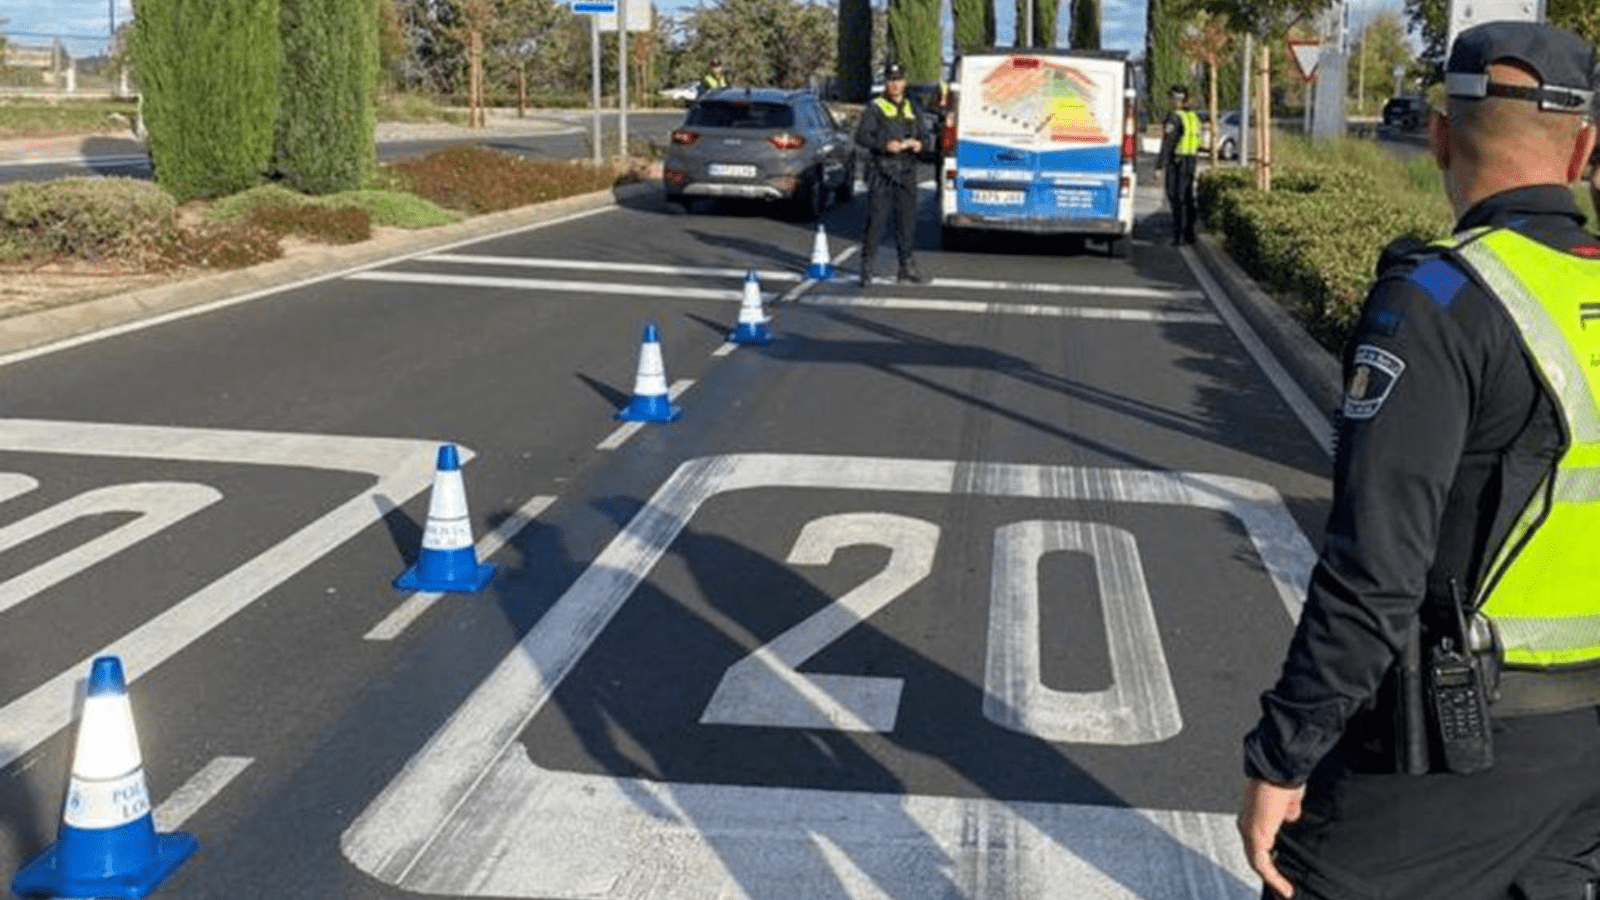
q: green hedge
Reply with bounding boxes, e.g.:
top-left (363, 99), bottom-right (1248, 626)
top-left (1199, 158), bottom-right (1453, 352)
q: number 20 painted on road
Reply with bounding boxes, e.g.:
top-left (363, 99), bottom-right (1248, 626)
top-left (699, 511), bottom-right (1181, 745)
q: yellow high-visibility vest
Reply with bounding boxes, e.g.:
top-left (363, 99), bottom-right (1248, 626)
top-left (873, 96), bottom-right (917, 122)
top-left (1443, 227), bottom-right (1600, 668)
top-left (1175, 110), bottom-right (1201, 156)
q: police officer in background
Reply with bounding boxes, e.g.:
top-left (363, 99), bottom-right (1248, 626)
top-left (1238, 21), bottom-right (1600, 900)
top-left (698, 58), bottom-right (728, 97)
top-left (854, 61), bottom-right (928, 287)
top-left (1155, 83), bottom-right (1201, 246)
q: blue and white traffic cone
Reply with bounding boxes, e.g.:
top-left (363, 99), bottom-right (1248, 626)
top-left (393, 444), bottom-right (496, 593)
top-left (727, 270), bottom-right (772, 345)
top-left (806, 224), bottom-right (834, 280)
top-left (616, 322), bottom-right (683, 422)
top-left (11, 656), bottom-right (198, 900)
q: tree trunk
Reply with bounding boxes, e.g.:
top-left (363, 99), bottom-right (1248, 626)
top-left (1257, 42), bottom-right (1271, 191)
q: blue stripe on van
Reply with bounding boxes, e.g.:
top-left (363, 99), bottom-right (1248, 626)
top-left (953, 140), bottom-right (1122, 219)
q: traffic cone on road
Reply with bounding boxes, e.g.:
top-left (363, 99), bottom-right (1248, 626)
top-left (393, 443), bottom-right (496, 593)
top-left (806, 223), bottom-right (834, 280)
top-left (10, 656), bottom-right (198, 900)
top-left (616, 322), bottom-right (683, 422)
top-left (727, 270), bottom-right (772, 345)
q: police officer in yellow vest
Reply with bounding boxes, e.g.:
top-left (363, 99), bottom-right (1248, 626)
top-left (1238, 21), bottom-right (1600, 900)
top-left (1155, 83), bottom-right (1201, 246)
top-left (854, 61), bottom-right (929, 287)
top-left (698, 59), bottom-right (728, 97)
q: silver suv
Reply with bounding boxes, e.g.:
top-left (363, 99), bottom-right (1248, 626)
top-left (663, 88), bottom-right (855, 218)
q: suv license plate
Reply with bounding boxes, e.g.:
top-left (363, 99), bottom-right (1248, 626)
top-left (709, 163), bottom-right (757, 178)
top-left (971, 189), bottom-right (1025, 205)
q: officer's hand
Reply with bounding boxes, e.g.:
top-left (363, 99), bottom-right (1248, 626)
top-left (886, 139), bottom-right (902, 154)
top-left (906, 138), bottom-right (922, 153)
top-left (1237, 778), bottom-right (1304, 899)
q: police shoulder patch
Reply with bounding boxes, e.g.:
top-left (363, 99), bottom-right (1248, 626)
top-left (1343, 344), bottom-right (1406, 420)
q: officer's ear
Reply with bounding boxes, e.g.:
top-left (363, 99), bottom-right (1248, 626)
top-left (1429, 110), bottom-right (1452, 173)
top-left (1565, 121), bottom-right (1597, 185)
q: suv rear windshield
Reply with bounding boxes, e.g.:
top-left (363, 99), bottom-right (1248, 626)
top-left (687, 101), bottom-right (795, 129)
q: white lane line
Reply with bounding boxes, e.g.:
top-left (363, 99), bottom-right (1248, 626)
top-left (918, 276), bottom-right (1204, 300)
top-left (153, 756), bottom-right (254, 831)
top-left (1181, 247), bottom-right (1335, 456)
top-left (417, 254), bottom-right (804, 284)
top-left (365, 494), bottom-right (558, 641)
top-left (348, 270), bottom-right (747, 301)
top-left (595, 380), bottom-right (695, 451)
top-left (0, 206), bottom-right (616, 371)
top-left (797, 294), bottom-right (1221, 324)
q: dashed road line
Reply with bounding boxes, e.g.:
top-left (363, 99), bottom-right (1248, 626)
top-left (417, 254), bottom-right (805, 284)
top-left (154, 756), bottom-right (254, 831)
top-left (797, 294), bottom-right (1221, 324)
top-left (595, 380), bottom-right (695, 451)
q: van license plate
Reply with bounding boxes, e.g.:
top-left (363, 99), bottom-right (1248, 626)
top-left (971, 189), bottom-right (1025, 205)
top-left (709, 163), bottom-right (757, 178)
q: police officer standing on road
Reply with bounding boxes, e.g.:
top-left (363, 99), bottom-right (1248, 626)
top-left (699, 59), bottom-right (728, 97)
top-left (855, 61), bottom-right (929, 288)
top-left (1238, 21), bottom-right (1600, 900)
top-left (1155, 84), bottom-right (1201, 246)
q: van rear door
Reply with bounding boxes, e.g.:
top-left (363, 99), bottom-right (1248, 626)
top-left (942, 51), bottom-right (1132, 238)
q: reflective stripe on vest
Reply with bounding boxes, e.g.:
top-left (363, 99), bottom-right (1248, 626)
top-left (1448, 228), bottom-right (1600, 668)
top-left (873, 96), bottom-right (917, 123)
top-left (703, 74), bottom-right (727, 89)
top-left (1176, 110), bottom-right (1201, 156)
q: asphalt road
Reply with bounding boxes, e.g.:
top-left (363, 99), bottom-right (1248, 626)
top-left (0, 176), bottom-right (1332, 899)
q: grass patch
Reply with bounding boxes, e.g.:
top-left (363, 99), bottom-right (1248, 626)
top-left (376, 94), bottom-right (467, 124)
top-left (0, 98), bottom-right (141, 138)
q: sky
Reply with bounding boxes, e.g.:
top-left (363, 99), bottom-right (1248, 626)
top-left (4, 0), bottom-right (1403, 62)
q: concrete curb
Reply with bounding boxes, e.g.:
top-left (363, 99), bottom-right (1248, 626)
top-left (0, 180), bottom-right (658, 359)
top-left (1189, 232), bottom-right (1342, 417)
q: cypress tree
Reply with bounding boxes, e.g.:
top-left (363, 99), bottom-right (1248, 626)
top-left (133, 0), bottom-right (280, 200)
top-left (1013, 0), bottom-right (1057, 47)
top-left (1145, 0), bottom-right (1186, 120)
top-left (275, 0), bottom-right (381, 194)
top-left (887, 0), bottom-right (941, 81)
top-left (951, 0), bottom-right (995, 56)
top-left (838, 0), bottom-right (871, 101)
top-left (1069, 0), bottom-right (1099, 50)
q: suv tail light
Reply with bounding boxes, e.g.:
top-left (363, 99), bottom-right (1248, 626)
top-left (671, 129), bottom-right (699, 146)
top-left (769, 133), bottom-right (806, 150)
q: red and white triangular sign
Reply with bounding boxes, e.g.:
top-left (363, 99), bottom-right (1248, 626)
top-left (1288, 40), bottom-right (1322, 82)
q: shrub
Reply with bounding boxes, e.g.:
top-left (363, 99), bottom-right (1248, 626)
top-left (322, 190), bottom-right (460, 228)
top-left (0, 177), bottom-right (177, 262)
top-left (204, 184), bottom-right (311, 222)
top-left (150, 219), bottom-right (283, 270)
top-left (246, 203), bottom-right (372, 244)
top-left (385, 146), bottom-right (617, 214)
top-left (274, 0), bottom-right (380, 194)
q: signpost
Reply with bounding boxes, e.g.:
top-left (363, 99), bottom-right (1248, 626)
top-left (572, 0), bottom-right (650, 165)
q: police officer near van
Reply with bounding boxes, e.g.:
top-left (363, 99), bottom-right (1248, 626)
top-left (1155, 83), bottom-right (1201, 246)
top-left (698, 58), bottom-right (728, 97)
top-left (1238, 21), bottom-right (1600, 900)
top-left (855, 61), bottom-right (929, 287)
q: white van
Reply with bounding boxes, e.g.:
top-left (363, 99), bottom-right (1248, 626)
top-left (938, 49), bottom-right (1139, 256)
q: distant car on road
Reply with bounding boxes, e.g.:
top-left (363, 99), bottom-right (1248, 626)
top-left (659, 83), bottom-right (699, 103)
top-left (663, 87), bottom-right (856, 218)
top-left (1212, 111), bottom-right (1242, 160)
top-left (1382, 95), bottom-right (1429, 132)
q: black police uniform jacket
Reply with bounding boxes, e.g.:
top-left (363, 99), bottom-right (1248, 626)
top-left (853, 95), bottom-right (928, 188)
top-left (1243, 185), bottom-right (1592, 785)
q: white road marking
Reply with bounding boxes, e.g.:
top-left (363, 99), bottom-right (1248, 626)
top-left (914, 277), bottom-right (1204, 300)
top-left (365, 494), bottom-right (558, 641)
top-left (0, 473), bottom-right (39, 503)
top-left (986, 521), bottom-right (1180, 745)
top-left (798, 294), bottom-right (1221, 324)
top-left (0, 482), bottom-right (222, 615)
top-left (594, 379), bottom-right (695, 450)
top-left (0, 207), bottom-right (615, 370)
top-left (1182, 247), bottom-right (1335, 456)
top-left (417, 254), bottom-right (804, 283)
top-left (152, 756), bottom-right (254, 831)
top-left (0, 420), bottom-right (447, 770)
top-left (347, 270), bottom-right (748, 302)
top-left (343, 454), bottom-right (1311, 900)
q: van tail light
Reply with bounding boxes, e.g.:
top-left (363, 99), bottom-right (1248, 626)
top-left (769, 133), bottom-right (806, 150)
top-left (671, 129), bottom-right (700, 146)
top-left (942, 117), bottom-right (957, 157)
top-left (1120, 91), bottom-right (1137, 162)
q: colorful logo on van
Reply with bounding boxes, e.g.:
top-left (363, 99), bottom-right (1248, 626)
top-left (980, 58), bottom-right (1110, 143)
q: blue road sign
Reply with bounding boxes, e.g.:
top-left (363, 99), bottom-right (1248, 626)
top-left (573, 1), bottom-right (616, 12)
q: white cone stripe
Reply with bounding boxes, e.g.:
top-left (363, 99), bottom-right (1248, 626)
top-left (422, 515), bottom-right (476, 551)
top-left (72, 693), bottom-right (143, 778)
top-left (811, 230), bottom-right (831, 264)
top-left (737, 304), bottom-right (768, 325)
top-left (65, 768), bottom-right (150, 828)
top-left (426, 470), bottom-right (470, 520)
top-left (631, 341), bottom-right (670, 397)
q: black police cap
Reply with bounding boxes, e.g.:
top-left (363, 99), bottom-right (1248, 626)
top-left (884, 62), bottom-right (906, 81)
top-left (1445, 21), bottom-right (1597, 114)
